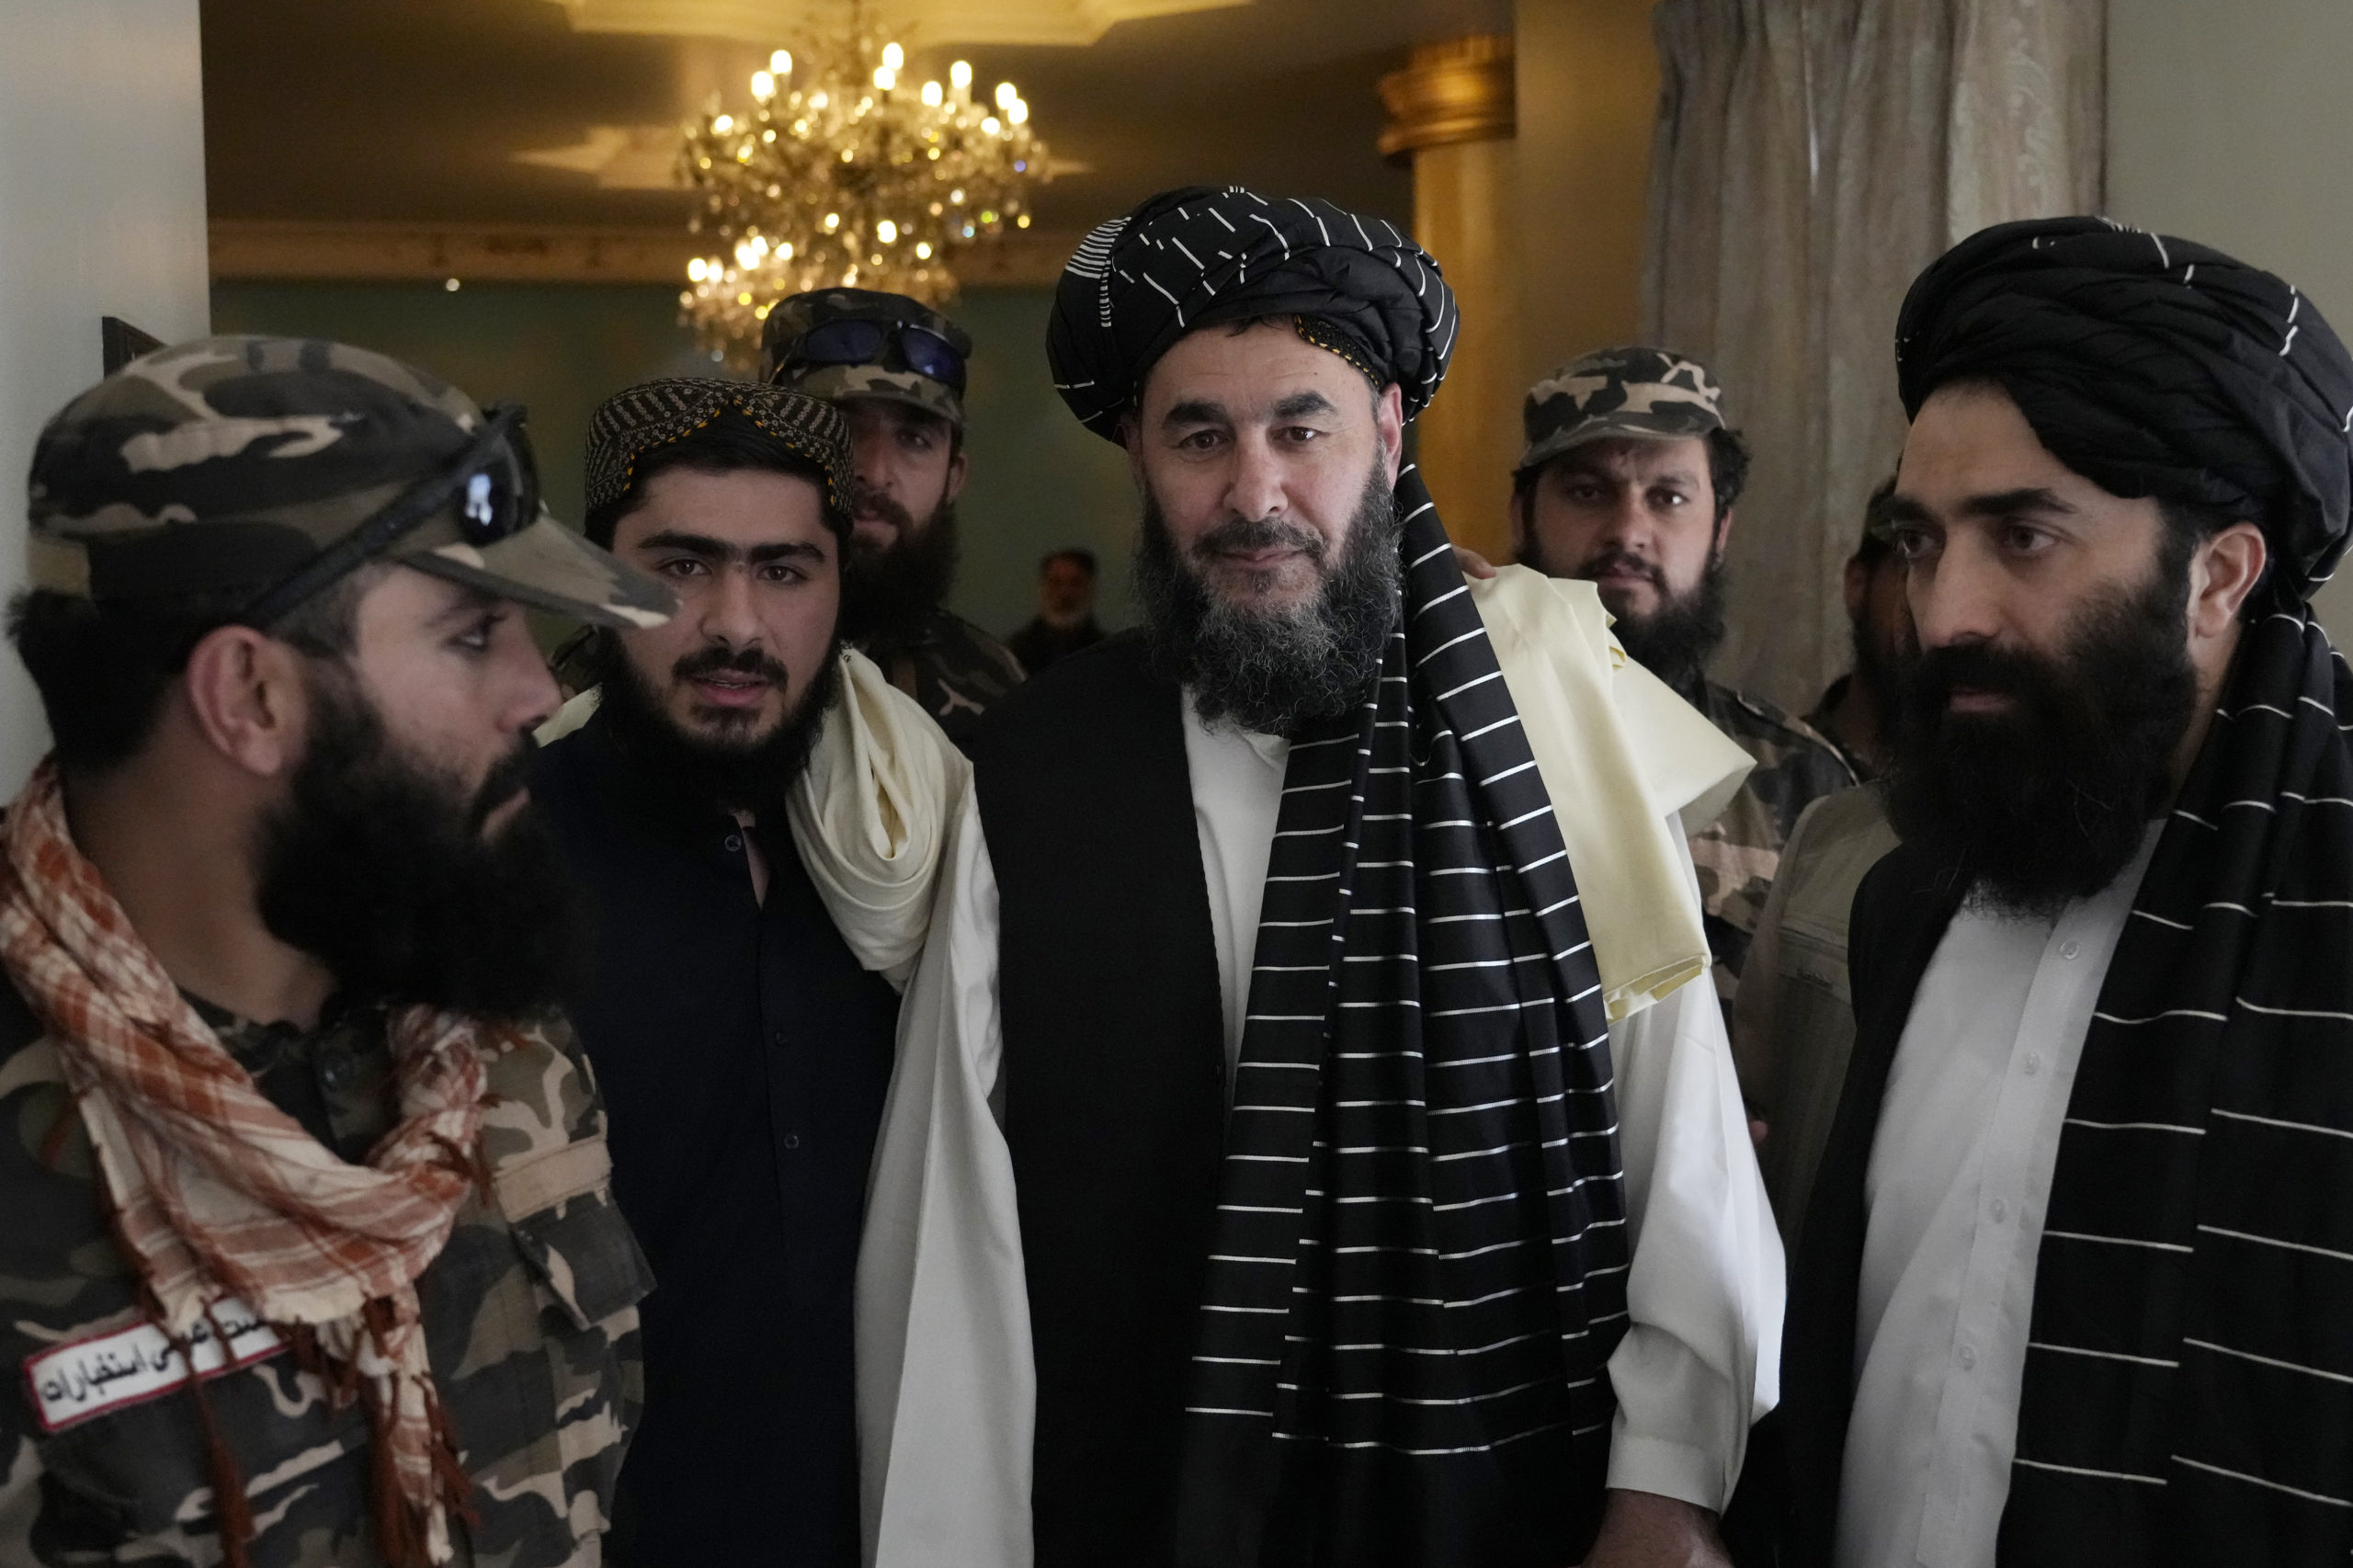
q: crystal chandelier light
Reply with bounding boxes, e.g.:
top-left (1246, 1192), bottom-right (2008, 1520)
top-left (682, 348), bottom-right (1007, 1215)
top-left (678, 6), bottom-right (1050, 368)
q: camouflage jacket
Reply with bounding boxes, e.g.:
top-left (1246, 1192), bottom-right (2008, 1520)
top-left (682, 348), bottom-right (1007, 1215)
top-left (0, 984), bottom-right (649, 1567)
top-left (1683, 679), bottom-right (1859, 1002)
top-left (859, 607), bottom-right (1025, 751)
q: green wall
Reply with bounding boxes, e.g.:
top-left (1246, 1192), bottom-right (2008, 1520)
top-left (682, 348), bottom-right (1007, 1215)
top-left (210, 280), bottom-right (1140, 641)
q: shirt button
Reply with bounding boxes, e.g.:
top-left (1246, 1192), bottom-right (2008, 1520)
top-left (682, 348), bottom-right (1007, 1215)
top-left (2023, 1051), bottom-right (2042, 1076)
top-left (1991, 1198), bottom-right (2009, 1222)
top-left (1957, 1344), bottom-right (1977, 1370)
top-left (783, 1132), bottom-right (802, 1151)
top-left (2060, 939), bottom-right (2082, 960)
top-left (725, 834), bottom-right (744, 852)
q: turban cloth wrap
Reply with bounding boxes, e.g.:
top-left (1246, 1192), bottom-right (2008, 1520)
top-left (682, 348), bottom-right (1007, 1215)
top-left (1784, 219), bottom-right (2353, 1565)
top-left (1047, 185), bottom-right (1455, 438)
top-left (1043, 187), bottom-right (1631, 1566)
top-left (1895, 215), bottom-right (2353, 604)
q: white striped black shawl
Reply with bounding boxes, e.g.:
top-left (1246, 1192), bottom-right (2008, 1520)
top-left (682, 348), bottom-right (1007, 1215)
top-left (2000, 607), bottom-right (2353, 1563)
top-left (1169, 467), bottom-right (1628, 1567)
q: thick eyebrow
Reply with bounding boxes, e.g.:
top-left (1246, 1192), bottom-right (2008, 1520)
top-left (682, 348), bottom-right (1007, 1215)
top-left (633, 528), bottom-right (825, 566)
top-left (748, 540), bottom-right (827, 565)
top-left (1270, 390), bottom-right (1339, 422)
top-left (1882, 486), bottom-right (2078, 525)
top-left (1162, 397), bottom-right (1231, 429)
top-left (1549, 456), bottom-right (1703, 490)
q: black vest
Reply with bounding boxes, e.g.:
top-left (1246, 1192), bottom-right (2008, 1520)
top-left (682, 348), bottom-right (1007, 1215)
top-left (971, 632), bottom-right (1229, 1568)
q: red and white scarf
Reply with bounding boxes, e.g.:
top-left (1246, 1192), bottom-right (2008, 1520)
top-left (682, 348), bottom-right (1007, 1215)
top-left (0, 758), bottom-right (492, 1565)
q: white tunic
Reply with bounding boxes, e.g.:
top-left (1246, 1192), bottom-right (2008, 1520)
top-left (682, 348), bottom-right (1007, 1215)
top-left (1836, 831), bottom-right (2160, 1568)
top-left (852, 692), bottom-right (1784, 1568)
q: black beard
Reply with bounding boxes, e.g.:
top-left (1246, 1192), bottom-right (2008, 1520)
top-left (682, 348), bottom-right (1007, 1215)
top-left (587, 629), bottom-right (841, 815)
top-left (255, 674), bottom-right (588, 1021)
top-left (1134, 464), bottom-right (1401, 736)
top-left (841, 493), bottom-right (959, 644)
top-left (1517, 529), bottom-right (1729, 694)
top-left (1595, 553), bottom-right (1727, 696)
top-left (1884, 563), bottom-right (2199, 917)
top-left (1849, 602), bottom-right (1904, 745)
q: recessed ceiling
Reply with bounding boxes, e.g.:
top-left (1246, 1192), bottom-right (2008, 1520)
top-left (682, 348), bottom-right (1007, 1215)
top-left (200, 0), bottom-right (1511, 248)
top-left (550, 0), bottom-right (1249, 48)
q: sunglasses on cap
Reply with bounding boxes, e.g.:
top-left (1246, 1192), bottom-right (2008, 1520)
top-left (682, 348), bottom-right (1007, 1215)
top-left (237, 403), bottom-right (541, 629)
top-left (783, 318), bottom-right (968, 394)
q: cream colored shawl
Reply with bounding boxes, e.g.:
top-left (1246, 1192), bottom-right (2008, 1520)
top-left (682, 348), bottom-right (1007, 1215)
top-left (538, 648), bottom-right (968, 990)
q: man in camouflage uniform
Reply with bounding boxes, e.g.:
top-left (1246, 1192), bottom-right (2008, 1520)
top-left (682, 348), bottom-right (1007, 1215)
top-left (1510, 346), bottom-right (1855, 1002)
top-left (0, 337), bottom-right (672, 1567)
top-left (763, 289), bottom-right (1025, 747)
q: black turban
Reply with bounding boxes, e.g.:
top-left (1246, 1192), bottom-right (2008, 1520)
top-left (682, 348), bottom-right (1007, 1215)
top-left (1896, 215), bottom-right (2353, 600)
top-left (1047, 184), bottom-right (1456, 438)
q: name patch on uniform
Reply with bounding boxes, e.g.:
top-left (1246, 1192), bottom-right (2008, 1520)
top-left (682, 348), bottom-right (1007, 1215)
top-left (24, 1298), bottom-right (285, 1432)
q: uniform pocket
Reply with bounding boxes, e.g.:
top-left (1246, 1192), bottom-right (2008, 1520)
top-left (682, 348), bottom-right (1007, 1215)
top-left (502, 1143), bottom-right (654, 1333)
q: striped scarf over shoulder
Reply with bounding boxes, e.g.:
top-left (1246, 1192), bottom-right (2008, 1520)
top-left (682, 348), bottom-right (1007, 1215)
top-left (1171, 468), bottom-right (1628, 1567)
top-left (2001, 608), bottom-right (2353, 1562)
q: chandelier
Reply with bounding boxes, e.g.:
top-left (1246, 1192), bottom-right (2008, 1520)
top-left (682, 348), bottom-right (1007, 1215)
top-left (678, 8), bottom-right (1051, 369)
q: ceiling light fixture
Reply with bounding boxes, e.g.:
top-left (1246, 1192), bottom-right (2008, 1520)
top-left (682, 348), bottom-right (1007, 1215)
top-left (678, 0), bottom-right (1050, 369)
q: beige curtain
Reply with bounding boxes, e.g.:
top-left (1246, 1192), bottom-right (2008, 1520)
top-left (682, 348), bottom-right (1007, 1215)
top-left (1642, 0), bottom-right (2105, 711)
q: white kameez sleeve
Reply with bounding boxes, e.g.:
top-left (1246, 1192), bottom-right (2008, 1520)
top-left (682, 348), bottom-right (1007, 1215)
top-left (854, 787), bottom-right (1035, 1568)
top-left (1601, 820), bottom-right (1786, 1514)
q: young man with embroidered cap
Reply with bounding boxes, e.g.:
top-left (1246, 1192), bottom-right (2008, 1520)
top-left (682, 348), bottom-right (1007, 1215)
top-left (1509, 349), bottom-right (1856, 1005)
top-left (859, 187), bottom-right (1780, 1568)
top-left (762, 289), bottom-right (1025, 745)
top-left (1778, 219), bottom-right (2353, 1567)
top-left (0, 336), bottom-right (674, 1567)
top-left (530, 379), bottom-right (965, 1566)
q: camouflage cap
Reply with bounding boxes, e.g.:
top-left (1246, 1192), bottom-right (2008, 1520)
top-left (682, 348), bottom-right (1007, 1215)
top-left (760, 288), bottom-right (972, 427)
top-left (27, 335), bottom-right (673, 629)
top-left (1517, 346), bottom-right (1729, 474)
top-left (584, 378), bottom-right (854, 528)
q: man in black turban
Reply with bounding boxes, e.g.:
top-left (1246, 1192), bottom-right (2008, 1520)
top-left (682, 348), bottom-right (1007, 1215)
top-left (855, 187), bottom-right (1779, 1568)
top-left (1779, 215), bottom-right (2353, 1567)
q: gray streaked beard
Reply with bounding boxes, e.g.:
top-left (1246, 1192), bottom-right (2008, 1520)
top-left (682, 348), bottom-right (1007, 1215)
top-left (1135, 463), bottom-right (1401, 736)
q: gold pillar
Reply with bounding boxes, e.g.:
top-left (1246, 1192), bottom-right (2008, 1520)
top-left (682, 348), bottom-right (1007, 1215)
top-left (1380, 35), bottom-right (1518, 562)
top-left (1510, 0), bottom-right (1658, 391)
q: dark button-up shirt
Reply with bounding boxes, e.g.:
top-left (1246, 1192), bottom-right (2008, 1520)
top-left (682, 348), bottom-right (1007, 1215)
top-left (533, 715), bottom-right (901, 1568)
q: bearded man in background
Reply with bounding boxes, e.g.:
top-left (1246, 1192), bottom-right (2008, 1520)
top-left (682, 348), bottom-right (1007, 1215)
top-left (763, 289), bottom-right (1025, 746)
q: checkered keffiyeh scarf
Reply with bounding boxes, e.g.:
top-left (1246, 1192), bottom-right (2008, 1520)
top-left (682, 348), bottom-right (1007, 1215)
top-left (0, 759), bottom-right (490, 1567)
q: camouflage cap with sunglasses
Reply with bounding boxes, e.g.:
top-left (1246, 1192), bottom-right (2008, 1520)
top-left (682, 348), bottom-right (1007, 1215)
top-left (27, 335), bottom-right (674, 629)
top-left (760, 288), bottom-right (972, 427)
top-left (1517, 346), bottom-right (1729, 474)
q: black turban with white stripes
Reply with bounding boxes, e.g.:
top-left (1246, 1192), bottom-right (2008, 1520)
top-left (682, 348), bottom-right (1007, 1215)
top-left (1047, 185), bottom-right (1456, 437)
top-left (1896, 215), bottom-right (2353, 600)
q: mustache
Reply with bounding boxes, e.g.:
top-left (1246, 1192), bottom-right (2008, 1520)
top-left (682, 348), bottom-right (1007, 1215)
top-left (1571, 546), bottom-right (1665, 590)
top-left (673, 642), bottom-right (791, 686)
top-left (1193, 516), bottom-right (1327, 565)
top-left (849, 481), bottom-right (917, 536)
top-left (1908, 641), bottom-right (2061, 709)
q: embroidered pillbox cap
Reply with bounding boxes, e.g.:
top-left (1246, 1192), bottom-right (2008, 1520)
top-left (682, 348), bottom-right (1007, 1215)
top-left (583, 378), bottom-right (855, 528)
